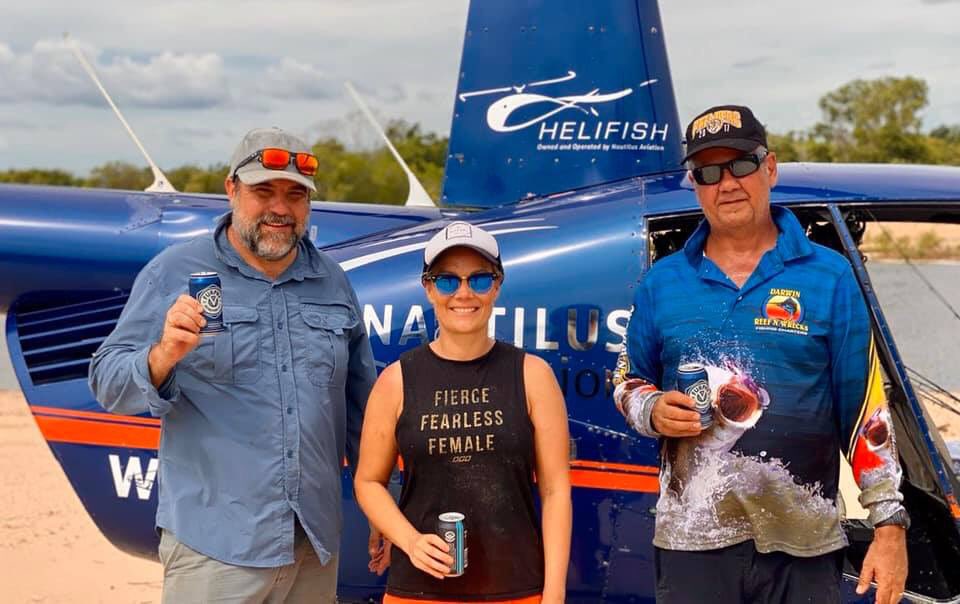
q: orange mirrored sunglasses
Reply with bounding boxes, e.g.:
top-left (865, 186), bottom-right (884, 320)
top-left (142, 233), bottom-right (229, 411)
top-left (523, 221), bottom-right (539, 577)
top-left (232, 148), bottom-right (319, 179)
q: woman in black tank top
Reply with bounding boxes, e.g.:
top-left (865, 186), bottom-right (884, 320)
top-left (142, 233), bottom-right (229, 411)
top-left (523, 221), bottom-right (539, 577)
top-left (355, 222), bottom-right (572, 603)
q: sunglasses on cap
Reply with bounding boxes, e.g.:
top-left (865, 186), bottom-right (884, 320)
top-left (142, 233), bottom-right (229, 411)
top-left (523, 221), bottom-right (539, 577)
top-left (232, 148), bottom-right (319, 179)
top-left (424, 272), bottom-right (500, 296)
top-left (690, 148), bottom-right (768, 186)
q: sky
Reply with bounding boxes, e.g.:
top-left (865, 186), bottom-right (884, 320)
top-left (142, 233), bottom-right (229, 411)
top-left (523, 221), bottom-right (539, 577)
top-left (2, 0), bottom-right (960, 174)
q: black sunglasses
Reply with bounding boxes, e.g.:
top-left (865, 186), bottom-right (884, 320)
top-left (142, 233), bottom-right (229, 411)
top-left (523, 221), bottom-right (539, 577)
top-left (690, 149), bottom-right (768, 186)
top-left (424, 271), bottom-right (500, 295)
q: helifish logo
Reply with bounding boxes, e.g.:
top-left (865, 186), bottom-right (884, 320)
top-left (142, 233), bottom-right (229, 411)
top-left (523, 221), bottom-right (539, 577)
top-left (459, 71), bottom-right (651, 133)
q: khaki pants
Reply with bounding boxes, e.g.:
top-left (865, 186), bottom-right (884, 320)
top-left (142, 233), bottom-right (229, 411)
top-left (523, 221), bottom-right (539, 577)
top-left (158, 527), bottom-right (338, 604)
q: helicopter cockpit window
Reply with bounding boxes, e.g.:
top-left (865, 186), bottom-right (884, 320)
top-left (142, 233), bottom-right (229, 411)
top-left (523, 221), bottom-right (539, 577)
top-left (834, 203), bottom-right (960, 601)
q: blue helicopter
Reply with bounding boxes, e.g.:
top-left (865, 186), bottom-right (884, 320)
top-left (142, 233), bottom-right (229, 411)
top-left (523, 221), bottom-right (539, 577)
top-left (2, 1), bottom-right (960, 602)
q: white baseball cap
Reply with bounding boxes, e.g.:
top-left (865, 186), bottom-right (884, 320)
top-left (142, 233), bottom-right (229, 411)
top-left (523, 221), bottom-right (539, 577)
top-left (423, 221), bottom-right (503, 274)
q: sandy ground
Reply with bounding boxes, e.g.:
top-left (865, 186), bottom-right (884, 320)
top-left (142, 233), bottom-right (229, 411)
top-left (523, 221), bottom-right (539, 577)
top-left (925, 397), bottom-right (960, 440)
top-left (0, 390), bottom-right (162, 604)
top-left (1, 388), bottom-right (959, 603)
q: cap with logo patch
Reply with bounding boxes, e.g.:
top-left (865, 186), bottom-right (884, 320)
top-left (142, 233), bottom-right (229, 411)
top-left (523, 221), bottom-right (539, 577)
top-left (681, 105), bottom-right (767, 164)
top-left (229, 127), bottom-right (317, 191)
top-left (423, 221), bottom-right (503, 274)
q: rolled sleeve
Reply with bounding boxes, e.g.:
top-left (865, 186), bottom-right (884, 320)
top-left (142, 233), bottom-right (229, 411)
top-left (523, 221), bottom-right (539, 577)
top-left (132, 346), bottom-right (180, 415)
top-left (89, 260), bottom-right (179, 417)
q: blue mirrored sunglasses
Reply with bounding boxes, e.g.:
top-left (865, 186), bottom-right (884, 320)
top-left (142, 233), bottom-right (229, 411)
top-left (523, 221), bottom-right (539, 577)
top-left (425, 272), bottom-right (500, 295)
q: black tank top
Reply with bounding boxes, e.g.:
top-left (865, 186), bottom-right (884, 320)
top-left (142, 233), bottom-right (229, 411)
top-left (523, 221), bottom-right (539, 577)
top-left (386, 341), bottom-right (544, 600)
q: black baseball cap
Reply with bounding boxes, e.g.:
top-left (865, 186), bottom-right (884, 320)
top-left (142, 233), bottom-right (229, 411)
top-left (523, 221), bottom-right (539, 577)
top-left (681, 104), bottom-right (767, 164)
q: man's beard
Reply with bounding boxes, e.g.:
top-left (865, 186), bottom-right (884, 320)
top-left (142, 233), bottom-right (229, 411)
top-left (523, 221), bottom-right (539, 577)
top-left (233, 211), bottom-right (306, 261)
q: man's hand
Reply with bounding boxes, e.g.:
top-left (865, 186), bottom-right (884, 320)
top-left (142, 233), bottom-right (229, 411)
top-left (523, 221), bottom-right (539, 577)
top-left (856, 525), bottom-right (908, 604)
top-left (367, 526), bottom-right (391, 576)
top-left (148, 294), bottom-right (205, 387)
top-left (650, 391), bottom-right (703, 438)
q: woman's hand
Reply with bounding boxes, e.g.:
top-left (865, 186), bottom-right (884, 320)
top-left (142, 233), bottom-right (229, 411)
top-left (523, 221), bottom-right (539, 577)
top-left (405, 532), bottom-right (454, 580)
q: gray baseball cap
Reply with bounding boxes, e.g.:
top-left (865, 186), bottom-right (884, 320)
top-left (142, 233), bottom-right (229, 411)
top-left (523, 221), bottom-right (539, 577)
top-left (228, 127), bottom-right (317, 192)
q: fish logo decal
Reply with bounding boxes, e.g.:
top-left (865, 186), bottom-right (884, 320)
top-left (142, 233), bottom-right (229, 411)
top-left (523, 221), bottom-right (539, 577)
top-left (459, 71), bottom-right (654, 133)
top-left (763, 295), bottom-right (803, 322)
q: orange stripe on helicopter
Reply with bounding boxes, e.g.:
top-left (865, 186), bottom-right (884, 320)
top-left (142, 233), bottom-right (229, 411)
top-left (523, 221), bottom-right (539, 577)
top-left (568, 468), bottom-right (659, 493)
top-left (33, 415), bottom-right (160, 450)
top-left (29, 409), bottom-right (661, 493)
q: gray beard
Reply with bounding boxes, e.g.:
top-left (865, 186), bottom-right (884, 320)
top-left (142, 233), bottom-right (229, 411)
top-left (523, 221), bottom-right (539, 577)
top-left (233, 213), bottom-right (304, 261)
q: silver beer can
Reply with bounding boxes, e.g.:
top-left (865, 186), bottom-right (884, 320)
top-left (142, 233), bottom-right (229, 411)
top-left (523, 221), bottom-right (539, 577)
top-left (437, 512), bottom-right (467, 577)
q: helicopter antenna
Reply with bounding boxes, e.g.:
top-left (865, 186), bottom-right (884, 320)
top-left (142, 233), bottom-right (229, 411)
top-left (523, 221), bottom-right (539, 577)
top-left (344, 81), bottom-right (434, 207)
top-left (64, 33), bottom-right (177, 193)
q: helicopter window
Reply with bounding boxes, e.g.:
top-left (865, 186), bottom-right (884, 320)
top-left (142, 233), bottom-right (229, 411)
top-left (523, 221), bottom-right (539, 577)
top-left (645, 205), bottom-right (855, 266)
top-left (835, 204), bottom-right (960, 601)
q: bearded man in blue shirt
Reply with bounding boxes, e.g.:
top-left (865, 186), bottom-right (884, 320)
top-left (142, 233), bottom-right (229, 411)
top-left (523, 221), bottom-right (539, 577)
top-left (89, 128), bottom-right (378, 603)
top-left (613, 106), bottom-right (909, 604)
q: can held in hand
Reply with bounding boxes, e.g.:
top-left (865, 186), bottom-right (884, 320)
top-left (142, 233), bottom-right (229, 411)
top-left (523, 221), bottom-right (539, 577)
top-left (678, 363), bottom-right (713, 429)
top-left (189, 272), bottom-right (224, 335)
top-left (437, 512), bottom-right (467, 577)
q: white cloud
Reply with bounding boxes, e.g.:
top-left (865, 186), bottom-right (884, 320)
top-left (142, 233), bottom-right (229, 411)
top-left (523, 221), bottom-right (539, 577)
top-left (3, 0), bottom-right (959, 173)
top-left (102, 51), bottom-right (226, 109)
top-left (255, 57), bottom-right (338, 101)
top-left (0, 38), bottom-right (227, 109)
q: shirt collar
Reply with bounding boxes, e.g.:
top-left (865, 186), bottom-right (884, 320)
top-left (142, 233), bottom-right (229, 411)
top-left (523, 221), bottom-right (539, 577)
top-left (213, 212), bottom-right (328, 282)
top-left (682, 205), bottom-right (813, 269)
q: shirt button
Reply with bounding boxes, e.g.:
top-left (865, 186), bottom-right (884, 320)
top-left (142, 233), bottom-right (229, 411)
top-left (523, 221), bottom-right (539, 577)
top-left (287, 407), bottom-right (293, 415)
top-left (281, 364), bottom-right (288, 372)
top-left (278, 321), bottom-right (283, 330)
top-left (287, 450), bottom-right (293, 459)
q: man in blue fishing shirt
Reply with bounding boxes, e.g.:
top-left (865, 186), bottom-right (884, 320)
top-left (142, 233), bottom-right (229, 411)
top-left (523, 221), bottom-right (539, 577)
top-left (614, 106), bottom-right (909, 604)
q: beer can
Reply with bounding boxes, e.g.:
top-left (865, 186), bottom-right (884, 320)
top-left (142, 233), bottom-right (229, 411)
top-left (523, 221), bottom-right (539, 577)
top-left (189, 272), bottom-right (224, 335)
top-left (677, 363), bottom-right (713, 428)
top-left (437, 512), bottom-right (467, 577)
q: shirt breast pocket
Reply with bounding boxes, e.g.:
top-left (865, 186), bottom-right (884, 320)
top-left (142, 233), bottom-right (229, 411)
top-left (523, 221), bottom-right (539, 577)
top-left (223, 305), bottom-right (261, 384)
top-left (300, 302), bottom-right (357, 387)
top-left (181, 305), bottom-right (261, 384)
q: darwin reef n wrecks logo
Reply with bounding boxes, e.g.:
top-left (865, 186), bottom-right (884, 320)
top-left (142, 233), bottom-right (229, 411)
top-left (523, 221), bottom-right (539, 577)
top-left (756, 288), bottom-right (808, 335)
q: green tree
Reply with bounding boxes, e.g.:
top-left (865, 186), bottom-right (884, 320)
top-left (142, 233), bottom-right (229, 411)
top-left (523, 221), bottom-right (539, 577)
top-left (766, 131), bottom-right (805, 162)
top-left (767, 77), bottom-right (960, 166)
top-left (310, 120), bottom-right (448, 204)
top-left (0, 169), bottom-right (81, 186)
top-left (167, 164), bottom-right (230, 194)
top-left (84, 161), bottom-right (153, 190)
top-left (812, 76), bottom-right (930, 163)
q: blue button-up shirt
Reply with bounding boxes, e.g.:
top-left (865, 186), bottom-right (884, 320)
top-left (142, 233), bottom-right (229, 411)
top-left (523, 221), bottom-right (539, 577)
top-left (89, 215), bottom-right (376, 567)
